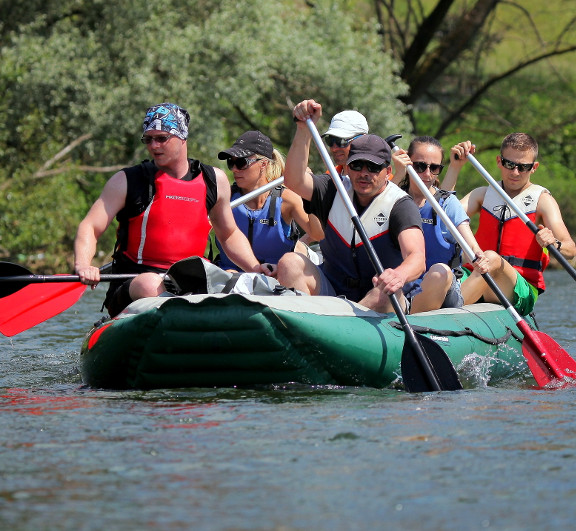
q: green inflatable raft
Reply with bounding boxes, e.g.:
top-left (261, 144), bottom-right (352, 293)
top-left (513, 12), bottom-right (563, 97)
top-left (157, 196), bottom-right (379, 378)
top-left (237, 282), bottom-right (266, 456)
top-left (80, 293), bottom-right (534, 390)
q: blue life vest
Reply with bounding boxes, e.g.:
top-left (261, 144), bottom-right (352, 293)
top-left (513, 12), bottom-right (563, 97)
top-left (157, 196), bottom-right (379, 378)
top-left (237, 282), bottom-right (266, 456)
top-left (217, 184), bottom-right (298, 271)
top-left (420, 190), bottom-right (461, 272)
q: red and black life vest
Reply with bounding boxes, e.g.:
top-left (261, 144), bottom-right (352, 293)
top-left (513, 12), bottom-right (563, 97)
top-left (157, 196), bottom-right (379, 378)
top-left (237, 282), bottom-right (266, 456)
top-left (474, 183), bottom-right (549, 291)
top-left (114, 159), bottom-right (217, 269)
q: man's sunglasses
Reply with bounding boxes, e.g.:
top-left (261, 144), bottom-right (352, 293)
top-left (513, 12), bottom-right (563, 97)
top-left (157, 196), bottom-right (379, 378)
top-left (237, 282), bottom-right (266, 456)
top-left (348, 160), bottom-right (387, 173)
top-left (226, 157), bottom-right (263, 170)
top-left (412, 161), bottom-right (445, 175)
top-left (141, 134), bottom-right (173, 144)
top-left (325, 134), bottom-right (363, 148)
top-left (500, 155), bottom-right (534, 173)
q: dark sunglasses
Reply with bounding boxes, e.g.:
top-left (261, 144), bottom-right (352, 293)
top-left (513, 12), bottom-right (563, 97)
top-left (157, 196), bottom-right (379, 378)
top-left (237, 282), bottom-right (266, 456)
top-left (348, 160), bottom-right (387, 173)
top-left (500, 155), bottom-right (534, 172)
top-left (412, 161), bottom-right (445, 175)
top-left (226, 157), bottom-right (263, 170)
top-left (325, 134), bottom-right (363, 148)
top-left (141, 134), bottom-right (173, 145)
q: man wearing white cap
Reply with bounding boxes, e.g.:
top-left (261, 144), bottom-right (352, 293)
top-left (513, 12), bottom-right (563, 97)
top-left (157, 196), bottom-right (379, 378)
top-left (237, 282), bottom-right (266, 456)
top-left (322, 110), bottom-right (369, 173)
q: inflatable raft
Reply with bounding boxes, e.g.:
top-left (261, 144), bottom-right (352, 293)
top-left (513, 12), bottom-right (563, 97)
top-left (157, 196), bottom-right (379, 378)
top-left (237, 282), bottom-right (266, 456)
top-left (79, 293), bottom-right (534, 390)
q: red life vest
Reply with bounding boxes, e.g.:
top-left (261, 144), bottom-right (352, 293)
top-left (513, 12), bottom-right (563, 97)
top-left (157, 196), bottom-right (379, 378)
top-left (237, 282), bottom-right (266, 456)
top-left (474, 183), bottom-right (549, 291)
top-left (123, 170), bottom-right (211, 268)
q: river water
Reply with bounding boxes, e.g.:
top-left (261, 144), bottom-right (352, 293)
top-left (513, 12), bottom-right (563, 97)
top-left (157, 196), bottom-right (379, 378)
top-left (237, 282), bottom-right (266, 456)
top-left (1, 270), bottom-right (576, 530)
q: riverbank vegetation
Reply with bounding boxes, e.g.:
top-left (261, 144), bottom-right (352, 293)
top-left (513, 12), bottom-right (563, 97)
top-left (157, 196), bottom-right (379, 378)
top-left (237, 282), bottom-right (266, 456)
top-left (1, 0), bottom-right (575, 271)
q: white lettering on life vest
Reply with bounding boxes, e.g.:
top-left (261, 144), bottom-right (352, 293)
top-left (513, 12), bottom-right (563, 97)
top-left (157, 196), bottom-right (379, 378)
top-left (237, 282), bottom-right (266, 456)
top-left (164, 195), bottom-right (200, 202)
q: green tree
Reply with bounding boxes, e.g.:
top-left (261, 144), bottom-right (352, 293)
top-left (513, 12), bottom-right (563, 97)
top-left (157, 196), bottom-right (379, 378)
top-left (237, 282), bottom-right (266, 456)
top-left (0, 0), bottom-right (411, 270)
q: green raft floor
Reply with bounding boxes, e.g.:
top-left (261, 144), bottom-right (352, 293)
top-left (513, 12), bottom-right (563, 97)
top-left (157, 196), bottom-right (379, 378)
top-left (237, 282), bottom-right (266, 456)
top-left (80, 294), bottom-right (534, 390)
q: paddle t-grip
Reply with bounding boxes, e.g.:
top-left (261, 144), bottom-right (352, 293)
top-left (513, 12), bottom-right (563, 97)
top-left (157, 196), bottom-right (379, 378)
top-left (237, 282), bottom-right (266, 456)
top-left (385, 134), bottom-right (402, 151)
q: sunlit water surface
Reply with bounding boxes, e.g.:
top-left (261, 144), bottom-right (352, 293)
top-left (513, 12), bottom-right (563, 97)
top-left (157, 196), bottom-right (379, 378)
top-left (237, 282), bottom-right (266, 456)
top-left (1, 271), bottom-right (576, 530)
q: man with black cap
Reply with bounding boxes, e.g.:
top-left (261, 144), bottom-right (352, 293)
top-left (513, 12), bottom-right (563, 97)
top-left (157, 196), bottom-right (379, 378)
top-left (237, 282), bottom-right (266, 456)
top-left (74, 102), bottom-right (270, 316)
top-left (275, 99), bottom-right (425, 313)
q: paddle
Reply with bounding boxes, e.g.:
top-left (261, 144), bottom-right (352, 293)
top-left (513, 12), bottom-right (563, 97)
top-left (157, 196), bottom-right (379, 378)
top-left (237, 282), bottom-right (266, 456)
top-left (0, 262), bottom-right (137, 337)
top-left (465, 152), bottom-right (576, 283)
top-left (230, 177), bottom-right (285, 209)
top-left (304, 118), bottom-right (462, 392)
top-left (387, 136), bottom-right (576, 387)
top-left (0, 262), bottom-right (137, 298)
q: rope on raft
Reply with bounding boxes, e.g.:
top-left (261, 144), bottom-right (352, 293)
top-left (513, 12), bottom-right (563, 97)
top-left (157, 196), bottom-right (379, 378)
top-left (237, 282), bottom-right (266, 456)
top-left (389, 323), bottom-right (522, 345)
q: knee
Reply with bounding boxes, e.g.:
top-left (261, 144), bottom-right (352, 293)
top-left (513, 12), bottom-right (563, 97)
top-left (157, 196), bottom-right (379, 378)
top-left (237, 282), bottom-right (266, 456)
top-left (129, 272), bottom-right (164, 299)
top-left (483, 250), bottom-right (505, 272)
top-left (277, 252), bottom-right (306, 278)
top-left (426, 263), bottom-right (452, 286)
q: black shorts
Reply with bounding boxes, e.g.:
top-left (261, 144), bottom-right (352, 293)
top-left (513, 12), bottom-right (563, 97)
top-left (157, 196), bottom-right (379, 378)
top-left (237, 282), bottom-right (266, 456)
top-left (104, 279), bottom-right (134, 318)
top-left (103, 257), bottom-right (166, 317)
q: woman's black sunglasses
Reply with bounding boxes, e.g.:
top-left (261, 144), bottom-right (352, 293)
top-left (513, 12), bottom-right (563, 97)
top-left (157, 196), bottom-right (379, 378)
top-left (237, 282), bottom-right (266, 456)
top-left (412, 161), bottom-right (445, 175)
top-left (226, 157), bottom-right (263, 170)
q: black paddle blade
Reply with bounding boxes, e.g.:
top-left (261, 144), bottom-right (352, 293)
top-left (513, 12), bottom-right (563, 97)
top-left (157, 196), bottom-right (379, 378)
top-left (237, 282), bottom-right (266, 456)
top-left (0, 262), bottom-right (34, 297)
top-left (401, 333), bottom-right (463, 392)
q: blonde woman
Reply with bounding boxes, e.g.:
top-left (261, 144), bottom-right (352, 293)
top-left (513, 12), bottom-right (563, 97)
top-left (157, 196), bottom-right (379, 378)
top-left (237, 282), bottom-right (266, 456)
top-left (216, 131), bottom-right (323, 272)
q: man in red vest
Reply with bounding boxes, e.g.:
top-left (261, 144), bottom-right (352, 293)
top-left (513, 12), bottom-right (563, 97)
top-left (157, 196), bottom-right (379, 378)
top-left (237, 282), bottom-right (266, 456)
top-left (459, 133), bottom-right (575, 314)
top-left (74, 102), bottom-right (270, 316)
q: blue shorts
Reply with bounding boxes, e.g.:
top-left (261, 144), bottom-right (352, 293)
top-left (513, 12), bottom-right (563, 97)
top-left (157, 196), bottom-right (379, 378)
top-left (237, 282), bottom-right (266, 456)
top-left (317, 267), bottom-right (337, 296)
top-left (442, 272), bottom-right (464, 308)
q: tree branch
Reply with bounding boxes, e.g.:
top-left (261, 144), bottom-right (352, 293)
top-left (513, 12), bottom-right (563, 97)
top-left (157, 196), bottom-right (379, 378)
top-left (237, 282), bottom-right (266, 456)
top-left (434, 45), bottom-right (576, 137)
top-left (34, 134), bottom-right (93, 176)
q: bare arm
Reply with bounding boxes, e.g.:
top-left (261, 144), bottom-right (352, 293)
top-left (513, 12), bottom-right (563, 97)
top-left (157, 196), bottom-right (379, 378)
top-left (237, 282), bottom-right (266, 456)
top-left (280, 188), bottom-right (325, 241)
top-left (285, 99), bottom-right (323, 201)
top-left (74, 171), bottom-right (127, 283)
top-left (371, 227), bottom-right (426, 295)
top-left (390, 149), bottom-right (410, 186)
top-left (441, 141), bottom-right (475, 191)
top-left (210, 168), bottom-right (269, 273)
top-left (536, 192), bottom-right (576, 259)
top-left (395, 227), bottom-right (427, 283)
top-left (460, 186), bottom-right (487, 217)
top-left (456, 221), bottom-right (483, 263)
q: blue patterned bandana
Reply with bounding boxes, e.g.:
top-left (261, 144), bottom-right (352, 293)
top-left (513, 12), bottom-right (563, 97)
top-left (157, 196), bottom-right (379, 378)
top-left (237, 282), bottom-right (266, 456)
top-left (142, 103), bottom-right (190, 140)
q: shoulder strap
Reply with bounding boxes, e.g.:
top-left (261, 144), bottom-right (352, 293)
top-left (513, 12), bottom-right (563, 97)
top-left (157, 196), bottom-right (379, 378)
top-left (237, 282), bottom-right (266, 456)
top-left (431, 189), bottom-right (461, 269)
top-left (431, 189), bottom-right (454, 225)
top-left (269, 185), bottom-right (300, 242)
top-left (196, 161), bottom-right (217, 211)
top-left (113, 160), bottom-right (157, 260)
top-left (267, 185), bottom-right (283, 225)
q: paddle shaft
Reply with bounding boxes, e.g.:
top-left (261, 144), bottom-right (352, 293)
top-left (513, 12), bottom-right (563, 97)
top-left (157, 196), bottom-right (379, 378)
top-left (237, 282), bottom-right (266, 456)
top-left (0, 273), bottom-right (138, 284)
top-left (230, 177), bottom-right (285, 209)
top-left (466, 153), bottom-right (576, 282)
top-left (306, 119), bottom-right (445, 391)
top-left (391, 142), bottom-right (572, 381)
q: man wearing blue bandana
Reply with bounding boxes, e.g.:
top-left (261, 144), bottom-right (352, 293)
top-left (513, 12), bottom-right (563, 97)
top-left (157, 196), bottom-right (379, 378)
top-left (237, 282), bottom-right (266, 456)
top-left (74, 102), bottom-right (271, 316)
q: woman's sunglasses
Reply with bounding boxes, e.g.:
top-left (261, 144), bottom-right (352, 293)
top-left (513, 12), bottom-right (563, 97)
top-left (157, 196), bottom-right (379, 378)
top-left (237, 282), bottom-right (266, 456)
top-left (500, 155), bottom-right (534, 173)
top-left (412, 161), bottom-right (445, 175)
top-left (141, 134), bottom-right (173, 144)
top-left (348, 160), bottom-right (386, 173)
top-left (226, 157), bottom-right (263, 170)
top-left (325, 134), bottom-right (363, 148)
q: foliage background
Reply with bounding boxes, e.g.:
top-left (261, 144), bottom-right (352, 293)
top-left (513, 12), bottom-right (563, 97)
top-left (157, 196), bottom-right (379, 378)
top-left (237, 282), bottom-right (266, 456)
top-left (1, 0), bottom-right (575, 271)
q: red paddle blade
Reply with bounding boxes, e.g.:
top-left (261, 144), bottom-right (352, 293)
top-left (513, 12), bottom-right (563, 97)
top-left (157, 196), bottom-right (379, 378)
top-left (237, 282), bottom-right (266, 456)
top-left (522, 329), bottom-right (576, 388)
top-left (0, 280), bottom-right (87, 337)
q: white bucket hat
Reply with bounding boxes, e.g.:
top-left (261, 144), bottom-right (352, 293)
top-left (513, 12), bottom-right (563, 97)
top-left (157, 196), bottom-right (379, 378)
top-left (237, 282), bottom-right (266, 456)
top-left (322, 110), bottom-right (369, 139)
